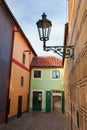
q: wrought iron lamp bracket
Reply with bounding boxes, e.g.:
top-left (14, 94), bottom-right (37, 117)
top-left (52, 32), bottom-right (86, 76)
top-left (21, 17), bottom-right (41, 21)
top-left (36, 13), bottom-right (74, 59)
top-left (44, 45), bottom-right (74, 59)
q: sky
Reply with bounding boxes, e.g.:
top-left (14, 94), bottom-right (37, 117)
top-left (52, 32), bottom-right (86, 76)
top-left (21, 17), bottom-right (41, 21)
top-left (6, 0), bottom-right (67, 58)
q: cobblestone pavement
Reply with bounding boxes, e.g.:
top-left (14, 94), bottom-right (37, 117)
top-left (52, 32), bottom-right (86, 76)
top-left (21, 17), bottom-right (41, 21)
top-left (0, 111), bottom-right (67, 130)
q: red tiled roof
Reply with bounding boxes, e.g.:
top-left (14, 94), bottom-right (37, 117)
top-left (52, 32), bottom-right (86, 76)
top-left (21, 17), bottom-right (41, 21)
top-left (30, 56), bottom-right (63, 68)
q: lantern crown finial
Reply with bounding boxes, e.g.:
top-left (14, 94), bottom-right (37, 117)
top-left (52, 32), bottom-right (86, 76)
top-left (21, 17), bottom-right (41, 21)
top-left (42, 12), bottom-right (47, 20)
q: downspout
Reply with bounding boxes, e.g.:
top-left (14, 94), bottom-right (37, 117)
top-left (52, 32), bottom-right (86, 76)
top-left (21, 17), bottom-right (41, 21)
top-left (28, 51), bottom-right (32, 112)
top-left (23, 50), bottom-right (31, 112)
top-left (5, 25), bottom-right (15, 123)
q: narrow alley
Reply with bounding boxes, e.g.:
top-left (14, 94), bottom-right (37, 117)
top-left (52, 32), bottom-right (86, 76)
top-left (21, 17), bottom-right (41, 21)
top-left (0, 111), bottom-right (67, 130)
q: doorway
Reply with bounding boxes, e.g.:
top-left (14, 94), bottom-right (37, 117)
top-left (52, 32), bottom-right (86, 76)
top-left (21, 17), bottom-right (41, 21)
top-left (33, 91), bottom-right (42, 111)
top-left (17, 96), bottom-right (22, 117)
top-left (52, 90), bottom-right (62, 112)
top-left (53, 96), bottom-right (61, 112)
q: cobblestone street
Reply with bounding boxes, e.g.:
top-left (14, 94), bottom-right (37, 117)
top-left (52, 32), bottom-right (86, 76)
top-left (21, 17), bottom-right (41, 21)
top-left (0, 111), bottom-right (67, 130)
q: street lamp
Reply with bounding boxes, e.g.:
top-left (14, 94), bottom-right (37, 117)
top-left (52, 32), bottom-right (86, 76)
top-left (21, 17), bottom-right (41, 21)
top-left (36, 13), bottom-right (74, 59)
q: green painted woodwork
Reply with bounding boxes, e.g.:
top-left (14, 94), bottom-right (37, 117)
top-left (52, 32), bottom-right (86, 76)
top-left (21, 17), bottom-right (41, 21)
top-left (31, 68), bottom-right (64, 90)
top-left (33, 92), bottom-right (42, 111)
top-left (46, 91), bottom-right (51, 112)
top-left (62, 91), bottom-right (64, 113)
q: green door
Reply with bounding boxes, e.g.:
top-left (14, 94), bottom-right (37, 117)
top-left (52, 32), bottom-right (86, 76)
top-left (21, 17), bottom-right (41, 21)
top-left (62, 91), bottom-right (64, 113)
top-left (33, 92), bottom-right (42, 111)
top-left (46, 91), bottom-right (51, 112)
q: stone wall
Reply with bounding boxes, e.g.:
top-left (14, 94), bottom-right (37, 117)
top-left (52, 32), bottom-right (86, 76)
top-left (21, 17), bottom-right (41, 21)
top-left (64, 0), bottom-right (87, 130)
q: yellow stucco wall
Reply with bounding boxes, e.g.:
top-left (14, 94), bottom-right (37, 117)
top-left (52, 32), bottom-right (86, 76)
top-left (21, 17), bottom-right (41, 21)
top-left (64, 0), bottom-right (87, 130)
top-left (9, 26), bottom-right (35, 117)
top-left (9, 63), bottom-right (29, 116)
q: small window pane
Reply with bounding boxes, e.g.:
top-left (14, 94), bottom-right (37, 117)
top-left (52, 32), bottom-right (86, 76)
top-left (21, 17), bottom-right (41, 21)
top-left (21, 76), bottom-right (24, 86)
top-left (34, 70), bottom-right (41, 78)
top-left (22, 54), bottom-right (25, 64)
top-left (52, 70), bottom-right (60, 79)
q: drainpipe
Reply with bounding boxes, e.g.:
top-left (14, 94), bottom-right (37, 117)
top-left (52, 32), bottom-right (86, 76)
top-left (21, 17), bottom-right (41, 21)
top-left (27, 51), bottom-right (31, 112)
top-left (23, 50), bottom-right (31, 112)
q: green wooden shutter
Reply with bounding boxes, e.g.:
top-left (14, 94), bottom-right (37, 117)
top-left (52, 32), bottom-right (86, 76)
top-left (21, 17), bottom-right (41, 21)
top-left (62, 91), bottom-right (64, 113)
top-left (46, 91), bottom-right (51, 112)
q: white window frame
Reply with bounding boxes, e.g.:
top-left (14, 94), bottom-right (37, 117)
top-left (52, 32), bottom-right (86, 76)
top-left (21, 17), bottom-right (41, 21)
top-left (51, 69), bottom-right (61, 80)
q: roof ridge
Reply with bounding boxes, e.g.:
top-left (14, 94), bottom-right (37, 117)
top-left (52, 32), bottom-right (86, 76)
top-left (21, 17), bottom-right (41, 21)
top-left (34, 56), bottom-right (62, 59)
top-left (31, 56), bottom-right (63, 67)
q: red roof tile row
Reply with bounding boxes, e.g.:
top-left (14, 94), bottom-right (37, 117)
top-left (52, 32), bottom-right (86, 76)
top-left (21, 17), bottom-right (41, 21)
top-left (30, 56), bottom-right (63, 68)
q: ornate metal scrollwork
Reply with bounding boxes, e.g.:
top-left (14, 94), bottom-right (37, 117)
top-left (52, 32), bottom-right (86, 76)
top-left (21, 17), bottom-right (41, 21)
top-left (44, 45), bottom-right (74, 59)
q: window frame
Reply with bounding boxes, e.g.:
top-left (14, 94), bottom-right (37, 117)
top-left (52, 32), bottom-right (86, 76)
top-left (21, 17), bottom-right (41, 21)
top-left (51, 69), bottom-right (61, 80)
top-left (21, 76), bottom-right (24, 86)
top-left (22, 53), bottom-right (26, 64)
top-left (32, 69), bottom-right (43, 80)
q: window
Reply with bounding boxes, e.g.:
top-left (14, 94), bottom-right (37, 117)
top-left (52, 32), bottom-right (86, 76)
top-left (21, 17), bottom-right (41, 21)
top-left (22, 54), bottom-right (25, 64)
top-left (21, 76), bottom-right (24, 86)
top-left (52, 70), bottom-right (60, 79)
top-left (76, 111), bottom-right (79, 128)
top-left (34, 70), bottom-right (41, 78)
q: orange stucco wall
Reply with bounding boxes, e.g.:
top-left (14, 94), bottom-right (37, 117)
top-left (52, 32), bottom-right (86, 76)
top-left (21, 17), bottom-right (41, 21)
top-left (9, 26), bottom-right (35, 117)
